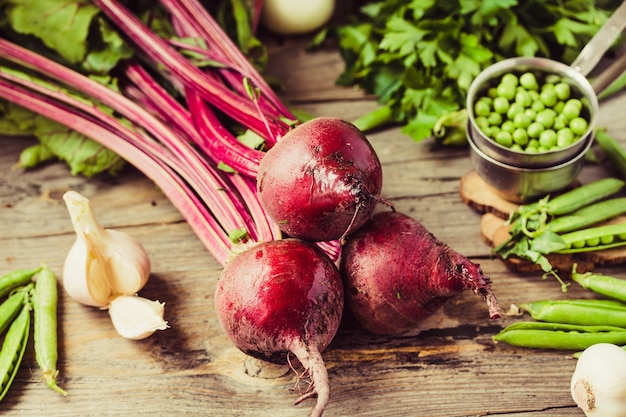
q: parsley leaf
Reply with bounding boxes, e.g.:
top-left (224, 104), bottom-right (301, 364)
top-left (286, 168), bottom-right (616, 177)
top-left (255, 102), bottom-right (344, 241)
top-left (336, 0), bottom-right (618, 143)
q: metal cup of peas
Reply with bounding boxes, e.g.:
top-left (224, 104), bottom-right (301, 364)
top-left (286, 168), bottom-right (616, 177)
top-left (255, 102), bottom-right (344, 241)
top-left (466, 56), bottom-right (598, 202)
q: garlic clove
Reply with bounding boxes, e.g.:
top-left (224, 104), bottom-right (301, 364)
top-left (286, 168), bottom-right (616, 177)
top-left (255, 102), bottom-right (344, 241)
top-left (62, 238), bottom-right (112, 307)
top-left (571, 343), bottom-right (626, 417)
top-left (108, 295), bottom-right (168, 340)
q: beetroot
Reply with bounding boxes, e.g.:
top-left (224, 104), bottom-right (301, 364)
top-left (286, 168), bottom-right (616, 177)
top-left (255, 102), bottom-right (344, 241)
top-left (257, 117), bottom-right (384, 242)
top-left (340, 211), bottom-right (501, 335)
top-left (214, 238), bottom-right (344, 417)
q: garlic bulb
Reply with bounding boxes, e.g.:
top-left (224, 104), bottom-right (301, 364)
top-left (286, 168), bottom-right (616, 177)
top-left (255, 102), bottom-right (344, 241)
top-left (108, 295), bottom-right (168, 340)
top-left (571, 343), bottom-right (626, 417)
top-left (62, 191), bottom-right (167, 340)
top-left (62, 190), bottom-right (151, 307)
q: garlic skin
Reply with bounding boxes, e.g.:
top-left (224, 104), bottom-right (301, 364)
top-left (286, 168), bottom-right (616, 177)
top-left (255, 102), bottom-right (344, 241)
top-left (571, 343), bottom-right (626, 417)
top-left (108, 295), bottom-right (168, 340)
top-left (62, 190), bottom-right (151, 307)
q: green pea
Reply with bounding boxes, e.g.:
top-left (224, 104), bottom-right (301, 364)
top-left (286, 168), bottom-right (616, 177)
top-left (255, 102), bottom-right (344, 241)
top-left (497, 81), bottom-right (517, 101)
top-left (488, 112), bottom-right (503, 126)
top-left (524, 108), bottom-right (537, 120)
top-left (536, 109), bottom-right (556, 128)
top-left (557, 131), bottom-right (575, 148)
top-left (493, 96), bottom-right (510, 114)
top-left (562, 101), bottom-right (581, 120)
top-left (510, 144), bottom-right (523, 152)
top-left (540, 88), bottom-right (558, 107)
top-left (513, 112), bottom-right (532, 129)
top-left (525, 145), bottom-right (539, 153)
top-left (501, 120), bottom-right (515, 133)
top-left (495, 131), bottom-right (513, 147)
top-left (506, 102), bottom-right (525, 120)
top-left (553, 114), bottom-right (568, 131)
top-left (476, 116), bottom-right (489, 129)
top-left (572, 240), bottom-right (586, 248)
top-left (501, 73), bottom-right (519, 87)
top-left (545, 74), bottom-right (562, 84)
top-left (474, 100), bottom-right (491, 117)
top-left (554, 101), bottom-right (565, 114)
top-left (586, 236), bottom-right (601, 247)
top-left (531, 100), bottom-right (545, 112)
top-left (515, 89), bottom-right (532, 107)
top-left (539, 129), bottom-right (557, 148)
top-left (520, 72), bottom-right (538, 90)
top-left (512, 128), bottom-right (529, 146)
top-left (556, 128), bottom-right (575, 147)
top-left (480, 126), bottom-right (493, 137)
top-left (570, 117), bottom-right (588, 135)
top-left (601, 235), bottom-right (615, 245)
top-left (566, 98), bottom-right (583, 111)
top-left (527, 122), bottom-right (544, 138)
top-left (487, 87), bottom-right (498, 98)
top-left (554, 82), bottom-right (571, 100)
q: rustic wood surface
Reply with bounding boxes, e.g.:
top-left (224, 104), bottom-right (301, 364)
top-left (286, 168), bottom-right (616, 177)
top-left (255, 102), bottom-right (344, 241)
top-left (1, 36), bottom-right (626, 417)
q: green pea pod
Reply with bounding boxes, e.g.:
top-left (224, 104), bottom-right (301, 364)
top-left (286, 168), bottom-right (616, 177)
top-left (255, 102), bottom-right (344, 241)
top-left (0, 285), bottom-right (32, 335)
top-left (0, 267), bottom-right (40, 299)
top-left (493, 321), bottom-right (626, 350)
top-left (543, 177), bottom-right (625, 216)
top-left (0, 304), bottom-right (31, 401)
top-left (571, 265), bottom-right (626, 304)
top-left (521, 299), bottom-right (626, 327)
top-left (556, 222), bottom-right (626, 254)
top-left (546, 198), bottom-right (626, 234)
top-left (33, 266), bottom-right (67, 396)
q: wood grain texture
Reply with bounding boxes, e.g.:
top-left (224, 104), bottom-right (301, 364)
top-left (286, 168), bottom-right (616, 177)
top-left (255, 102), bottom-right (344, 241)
top-left (1, 36), bottom-right (626, 417)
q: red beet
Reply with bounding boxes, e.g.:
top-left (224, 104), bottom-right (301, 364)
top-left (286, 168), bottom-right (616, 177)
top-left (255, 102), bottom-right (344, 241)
top-left (340, 211), bottom-right (501, 335)
top-left (257, 117), bottom-right (384, 242)
top-left (214, 238), bottom-right (344, 417)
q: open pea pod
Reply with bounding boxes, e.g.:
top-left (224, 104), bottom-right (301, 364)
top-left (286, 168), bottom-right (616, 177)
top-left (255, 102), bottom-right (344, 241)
top-left (556, 221), bottom-right (626, 254)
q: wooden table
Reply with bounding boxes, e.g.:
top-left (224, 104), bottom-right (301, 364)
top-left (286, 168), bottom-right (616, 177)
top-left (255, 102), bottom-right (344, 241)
top-left (2, 37), bottom-right (626, 417)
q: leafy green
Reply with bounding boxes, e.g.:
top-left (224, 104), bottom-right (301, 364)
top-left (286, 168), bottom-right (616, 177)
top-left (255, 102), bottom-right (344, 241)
top-left (33, 116), bottom-right (125, 176)
top-left (336, 0), bottom-right (620, 142)
top-left (4, 0), bottom-right (101, 64)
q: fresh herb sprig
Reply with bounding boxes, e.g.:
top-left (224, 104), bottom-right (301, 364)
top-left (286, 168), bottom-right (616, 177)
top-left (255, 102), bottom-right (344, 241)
top-left (336, 0), bottom-right (621, 143)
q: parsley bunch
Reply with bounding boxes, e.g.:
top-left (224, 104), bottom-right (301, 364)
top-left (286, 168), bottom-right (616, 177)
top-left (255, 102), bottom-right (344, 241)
top-left (337, 0), bottom-right (621, 143)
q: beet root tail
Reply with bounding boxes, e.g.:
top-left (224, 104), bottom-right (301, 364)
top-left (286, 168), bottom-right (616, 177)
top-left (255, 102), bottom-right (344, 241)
top-left (451, 251), bottom-right (501, 319)
top-left (290, 341), bottom-right (330, 417)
